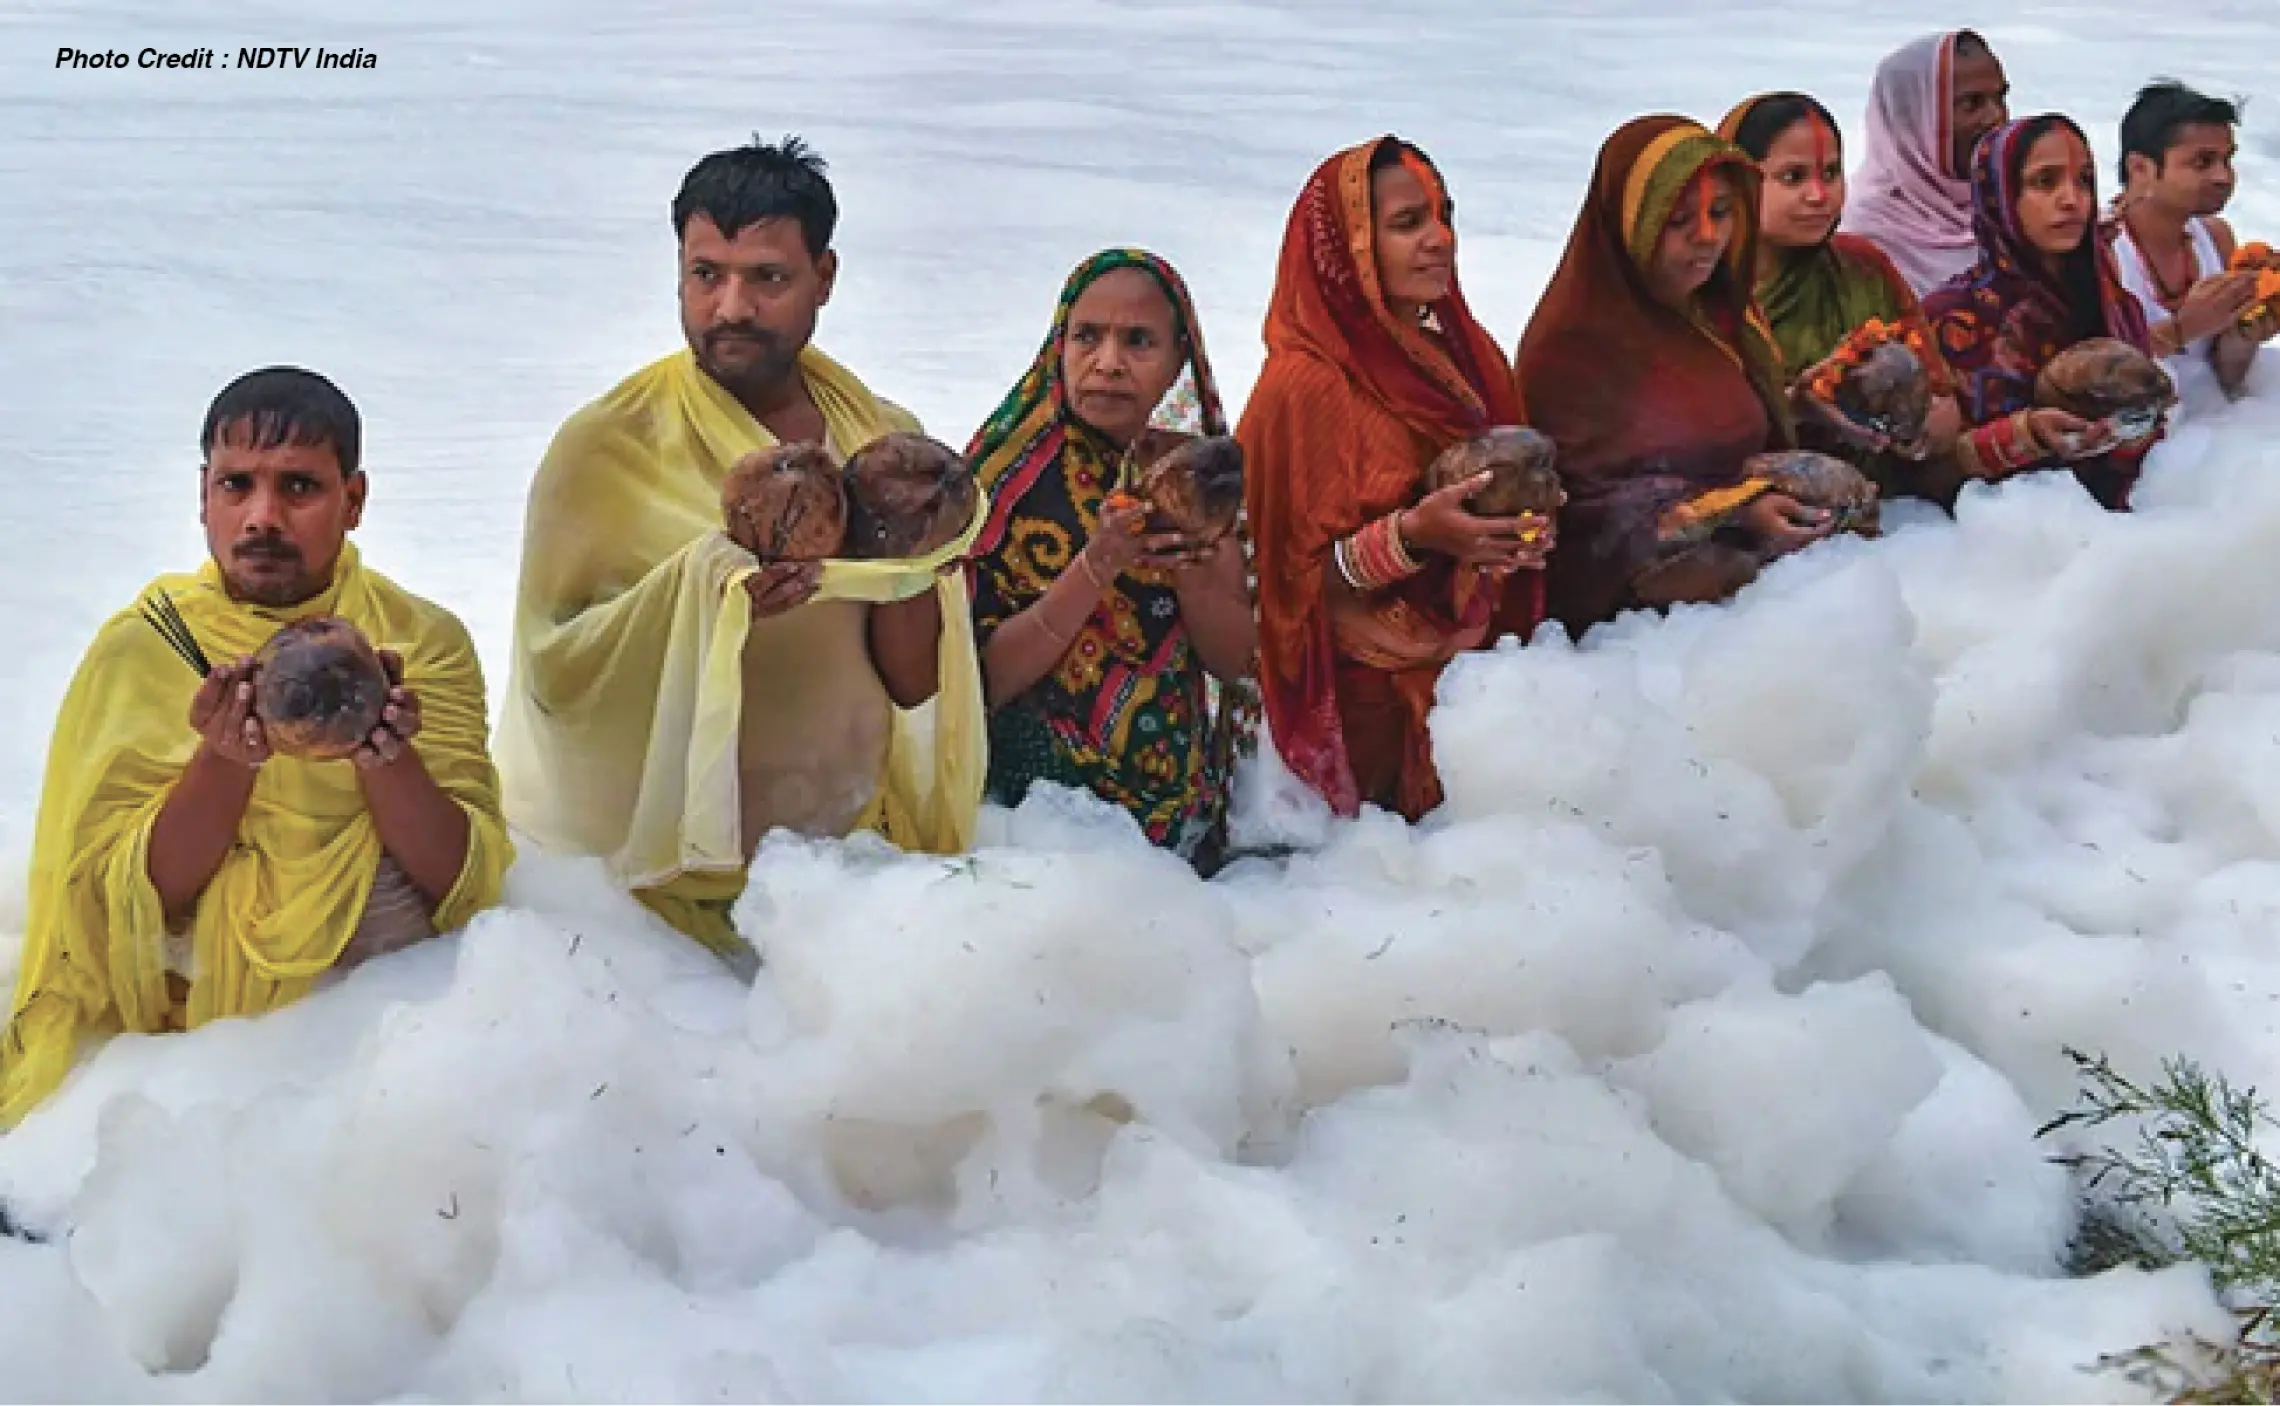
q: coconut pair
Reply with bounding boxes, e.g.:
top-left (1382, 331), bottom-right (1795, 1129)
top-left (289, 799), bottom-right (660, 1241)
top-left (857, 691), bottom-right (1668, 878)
top-left (1434, 424), bottom-right (1883, 547)
top-left (721, 432), bottom-right (980, 564)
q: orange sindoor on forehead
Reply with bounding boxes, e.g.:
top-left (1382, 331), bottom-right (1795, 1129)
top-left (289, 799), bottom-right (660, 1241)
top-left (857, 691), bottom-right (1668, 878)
top-left (1681, 169), bottom-right (1719, 242)
top-left (1398, 149), bottom-right (1450, 232)
top-left (1807, 116), bottom-right (1836, 202)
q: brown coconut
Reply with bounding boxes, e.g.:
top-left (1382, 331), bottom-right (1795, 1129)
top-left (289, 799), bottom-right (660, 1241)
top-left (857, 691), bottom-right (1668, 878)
top-left (251, 616), bottom-right (391, 761)
top-left (1130, 434), bottom-right (1246, 546)
top-left (1831, 341), bottom-right (1932, 449)
top-left (842, 432), bottom-right (979, 560)
top-left (721, 443), bottom-right (848, 562)
top-left (1425, 427), bottom-right (1565, 518)
top-left (1744, 449), bottom-right (1882, 536)
top-left (2032, 338), bottom-right (2177, 442)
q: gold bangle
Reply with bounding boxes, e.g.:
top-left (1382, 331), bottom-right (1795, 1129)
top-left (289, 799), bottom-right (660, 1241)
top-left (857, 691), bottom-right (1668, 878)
top-left (1075, 550), bottom-right (1111, 593)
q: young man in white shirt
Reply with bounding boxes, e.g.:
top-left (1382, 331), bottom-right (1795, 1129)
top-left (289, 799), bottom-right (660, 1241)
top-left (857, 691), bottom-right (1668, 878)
top-left (2107, 81), bottom-right (2278, 401)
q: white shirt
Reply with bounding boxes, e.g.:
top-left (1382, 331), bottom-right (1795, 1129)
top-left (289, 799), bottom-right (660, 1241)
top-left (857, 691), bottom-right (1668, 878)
top-left (2110, 214), bottom-right (2228, 411)
top-left (2111, 214), bottom-right (2224, 361)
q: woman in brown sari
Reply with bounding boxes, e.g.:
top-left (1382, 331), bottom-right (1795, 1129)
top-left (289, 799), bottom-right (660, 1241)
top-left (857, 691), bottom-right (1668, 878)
top-left (1240, 136), bottom-right (1547, 822)
top-left (1516, 116), bottom-right (1829, 634)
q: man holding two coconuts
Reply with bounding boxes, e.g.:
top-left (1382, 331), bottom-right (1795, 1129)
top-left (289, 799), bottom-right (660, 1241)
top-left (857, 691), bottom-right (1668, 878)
top-left (0, 368), bottom-right (512, 1125)
top-left (498, 137), bottom-right (986, 965)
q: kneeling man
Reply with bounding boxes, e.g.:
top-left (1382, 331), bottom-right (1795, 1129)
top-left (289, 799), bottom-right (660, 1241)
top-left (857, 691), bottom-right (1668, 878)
top-left (0, 367), bottom-right (513, 1125)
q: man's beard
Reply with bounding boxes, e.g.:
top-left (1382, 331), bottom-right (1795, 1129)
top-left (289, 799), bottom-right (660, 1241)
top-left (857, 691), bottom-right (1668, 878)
top-left (696, 323), bottom-right (800, 394)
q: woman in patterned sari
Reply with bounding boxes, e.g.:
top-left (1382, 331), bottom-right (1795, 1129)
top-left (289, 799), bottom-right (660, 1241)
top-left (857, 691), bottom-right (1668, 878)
top-left (1239, 136), bottom-right (1550, 823)
top-left (1923, 115), bottom-right (2158, 510)
top-left (966, 249), bottom-right (1255, 868)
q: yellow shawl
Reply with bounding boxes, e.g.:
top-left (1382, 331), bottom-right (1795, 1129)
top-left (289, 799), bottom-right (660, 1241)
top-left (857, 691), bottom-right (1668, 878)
top-left (1, 543), bottom-right (512, 1126)
top-left (496, 346), bottom-right (985, 945)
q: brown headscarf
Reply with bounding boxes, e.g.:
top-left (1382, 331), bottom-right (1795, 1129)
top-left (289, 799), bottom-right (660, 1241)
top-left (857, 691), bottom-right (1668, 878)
top-left (1239, 136), bottom-right (1529, 820)
top-left (1515, 116), bottom-right (1795, 633)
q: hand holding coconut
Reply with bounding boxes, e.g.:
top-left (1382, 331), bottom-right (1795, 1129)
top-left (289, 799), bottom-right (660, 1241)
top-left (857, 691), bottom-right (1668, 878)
top-left (1793, 320), bottom-right (1937, 460)
top-left (1083, 497), bottom-right (1198, 583)
top-left (1401, 427), bottom-right (1563, 575)
top-left (2026, 337), bottom-right (2177, 462)
top-left (1737, 493), bottom-right (1838, 556)
top-left (2015, 408), bottom-right (2115, 463)
top-left (172, 612), bottom-right (408, 771)
top-left (347, 650), bottom-right (423, 771)
top-left (1744, 450), bottom-right (1880, 552)
top-left (741, 564), bottom-right (824, 619)
top-left (720, 432), bottom-right (979, 620)
top-left (1094, 432), bottom-right (1247, 579)
top-left (720, 443), bottom-right (840, 620)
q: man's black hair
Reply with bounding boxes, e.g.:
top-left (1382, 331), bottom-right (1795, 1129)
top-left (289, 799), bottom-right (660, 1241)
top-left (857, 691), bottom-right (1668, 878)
top-left (671, 134), bottom-right (838, 258)
top-left (200, 366), bottom-right (361, 475)
top-left (2118, 79), bottom-right (2242, 185)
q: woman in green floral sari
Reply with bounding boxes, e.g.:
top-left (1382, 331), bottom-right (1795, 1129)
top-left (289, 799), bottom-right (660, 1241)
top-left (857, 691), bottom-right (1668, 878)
top-left (1721, 91), bottom-right (1968, 501)
top-left (964, 249), bottom-right (1256, 868)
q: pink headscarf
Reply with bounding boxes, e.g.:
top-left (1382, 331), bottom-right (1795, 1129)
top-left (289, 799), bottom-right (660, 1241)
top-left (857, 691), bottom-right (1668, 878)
top-left (1840, 31), bottom-right (1979, 295)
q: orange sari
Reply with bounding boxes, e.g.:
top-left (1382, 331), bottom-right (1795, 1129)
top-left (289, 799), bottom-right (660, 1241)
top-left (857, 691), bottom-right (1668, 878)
top-left (1238, 138), bottom-right (1531, 821)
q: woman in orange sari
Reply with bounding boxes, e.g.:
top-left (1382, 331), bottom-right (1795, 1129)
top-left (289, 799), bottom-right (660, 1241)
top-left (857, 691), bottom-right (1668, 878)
top-left (1240, 136), bottom-right (1548, 822)
top-left (1517, 116), bottom-right (1826, 634)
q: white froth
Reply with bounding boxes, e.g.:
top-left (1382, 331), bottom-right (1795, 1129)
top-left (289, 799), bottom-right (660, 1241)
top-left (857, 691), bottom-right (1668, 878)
top-left (5, 0), bottom-right (2280, 1397)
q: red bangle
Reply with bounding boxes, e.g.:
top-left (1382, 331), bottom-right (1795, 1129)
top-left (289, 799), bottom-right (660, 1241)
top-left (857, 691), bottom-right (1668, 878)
top-left (1966, 412), bottom-right (2042, 472)
top-left (1334, 511), bottom-right (1423, 590)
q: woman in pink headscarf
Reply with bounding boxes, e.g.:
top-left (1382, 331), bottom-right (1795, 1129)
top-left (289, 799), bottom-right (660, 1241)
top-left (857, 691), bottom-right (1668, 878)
top-left (1841, 30), bottom-right (2012, 294)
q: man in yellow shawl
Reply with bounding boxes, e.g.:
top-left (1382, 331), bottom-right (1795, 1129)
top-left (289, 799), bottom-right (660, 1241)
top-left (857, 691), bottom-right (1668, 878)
top-left (0, 368), bottom-right (513, 1127)
top-left (498, 137), bottom-right (985, 964)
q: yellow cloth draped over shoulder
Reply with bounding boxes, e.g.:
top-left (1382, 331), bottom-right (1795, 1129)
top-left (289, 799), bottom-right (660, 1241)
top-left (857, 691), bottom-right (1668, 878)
top-left (497, 346), bottom-right (985, 949)
top-left (0, 544), bottom-right (511, 1126)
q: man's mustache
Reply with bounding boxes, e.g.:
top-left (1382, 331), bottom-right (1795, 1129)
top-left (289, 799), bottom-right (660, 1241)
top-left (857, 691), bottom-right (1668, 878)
top-left (705, 323), bottom-right (781, 348)
top-left (234, 538), bottom-right (301, 561)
